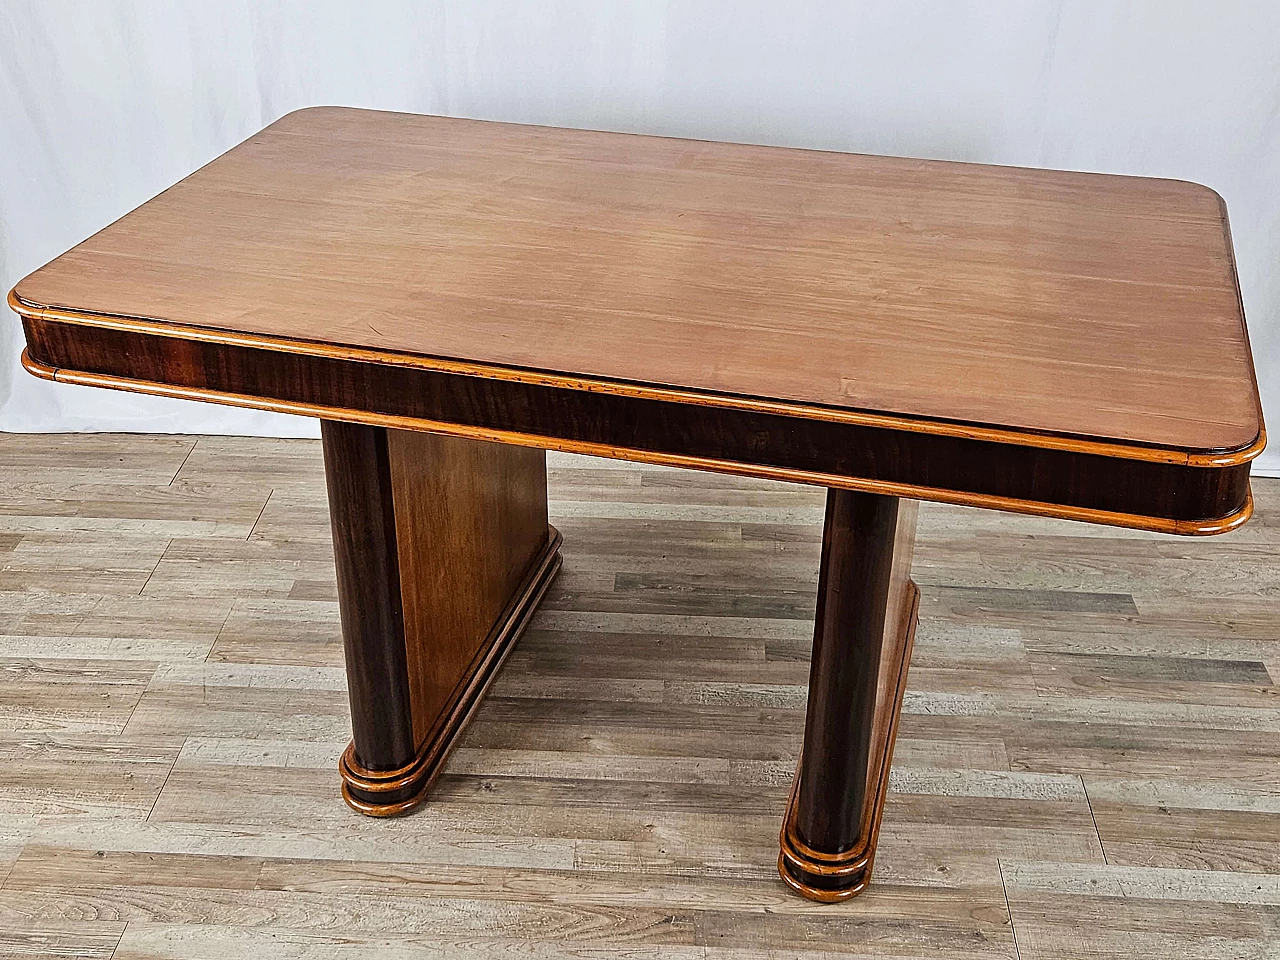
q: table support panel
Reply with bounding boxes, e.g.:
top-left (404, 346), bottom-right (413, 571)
top-left (321, 421), bottom-right (561, 816)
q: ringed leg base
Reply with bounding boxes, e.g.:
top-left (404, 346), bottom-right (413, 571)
top-left (779, 582), bottom-right (920, 901)
top-left (340, 531), bottom-right (562, 816)
top-left (322, 421), bottom-right (559, 818)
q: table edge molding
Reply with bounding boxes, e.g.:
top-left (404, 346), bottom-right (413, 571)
top-left (21, 347), bottom-right (1254, 536)
top-left (9, 289), bottom-right (1266, 469)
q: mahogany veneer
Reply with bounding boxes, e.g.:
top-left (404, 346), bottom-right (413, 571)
top-left (9, 106), bottom-right (1265, 901)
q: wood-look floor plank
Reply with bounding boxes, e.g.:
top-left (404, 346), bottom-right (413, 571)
top-left (0, 921), bottom-right (126, 959)
top-left (0, 733), bottom-right (178, 817)
top-left (0, 433), bottom-right (1273, 959)
top-left (1001, 860), bottom-right (1280, 959)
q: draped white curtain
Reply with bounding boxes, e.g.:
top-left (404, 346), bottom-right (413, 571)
top-left (2, 1), bottom-right (1276, 474)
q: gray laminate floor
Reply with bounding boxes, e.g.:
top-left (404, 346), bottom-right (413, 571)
top-left (0, 433), bottom-right (1276, 959)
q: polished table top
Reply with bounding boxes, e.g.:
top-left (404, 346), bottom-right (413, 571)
top-left (10, 106), bottom-right (1265, 533)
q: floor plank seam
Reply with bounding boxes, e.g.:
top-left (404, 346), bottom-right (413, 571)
top-left (206, 590), bottom-right (243, 666)
top-left (0, 848), bottom-right (18, 892)
top-left (1081, 776), bottom-right (1109, 865)
top-left (997, 858), bottom-right (1024, 960)
top-left (133, 537), bottom-right (172, 598)
top-left (119, 657), bottom-right (166, 741)
top-left (108, 918), bottom-right (129, 959)
top-left (167, 437), bottom-right (198, 486)
top-left (143, 742), bottom-right (179, 824)
top-left (246, 488), bottom-right (274, 542)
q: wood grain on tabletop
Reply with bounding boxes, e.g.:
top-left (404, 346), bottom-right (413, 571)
top-left (11, 106), bottom-right (1262, 455)
top-left (0, 432), bottom-right (1277, 958)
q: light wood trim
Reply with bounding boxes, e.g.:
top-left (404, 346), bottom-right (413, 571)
top-left (21, 349), bottom-right (1254, 536)
top-left (10, 290), bottom-right (1265, 468)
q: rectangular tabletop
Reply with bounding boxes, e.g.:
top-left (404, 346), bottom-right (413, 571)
top-left (10, 106), bottom-right (1265, 532)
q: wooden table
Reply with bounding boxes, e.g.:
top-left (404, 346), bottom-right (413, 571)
top-left (9, 107), bottom-right (1265, 902)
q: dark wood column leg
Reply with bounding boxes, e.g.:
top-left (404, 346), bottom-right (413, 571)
top-left (321, 421), bottom-right (562, 817)
top-left (779, 489), bottom-right (919, 901)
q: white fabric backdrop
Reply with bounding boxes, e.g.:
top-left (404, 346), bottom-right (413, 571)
top-left (2, 1), bottom-right (1277, 474)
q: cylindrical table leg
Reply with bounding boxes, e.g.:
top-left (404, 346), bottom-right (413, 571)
top-left (779, 488), bottom-right (919, 900)
top-left (321, 420), bottom-right (416, 774)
